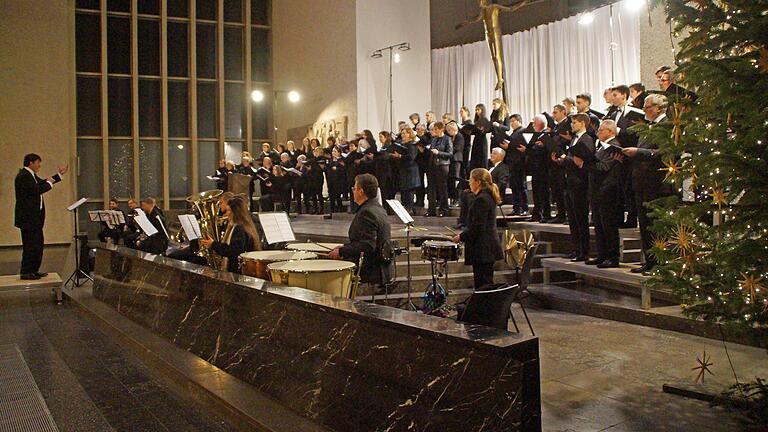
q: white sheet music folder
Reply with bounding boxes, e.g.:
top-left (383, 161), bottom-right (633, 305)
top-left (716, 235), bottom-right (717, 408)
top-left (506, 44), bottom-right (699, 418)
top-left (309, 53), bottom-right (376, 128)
top-left (134, 210), bottom-right (158, 236)
top-left (67, 197), bottom-right (88, 211)
top-left (178, 215), bottom-right (201, 240)
top-left (258, 212), bottom-right (296, 244)
top-left (386, 199), bottom-right (414, 224)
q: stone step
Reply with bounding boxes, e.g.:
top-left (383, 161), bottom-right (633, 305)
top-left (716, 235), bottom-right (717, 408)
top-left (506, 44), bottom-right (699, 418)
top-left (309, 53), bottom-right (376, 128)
top-left (620, 248), bottom-right (643, 264)
top-left (0, 273), bottom-right (62, 291)
top-left (621, 238), bottom-right (642, 250)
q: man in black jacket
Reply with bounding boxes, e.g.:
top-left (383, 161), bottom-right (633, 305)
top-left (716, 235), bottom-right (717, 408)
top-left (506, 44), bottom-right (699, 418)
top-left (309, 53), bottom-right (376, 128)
top-left (547, 105), bottom-right (570, 223)
top-left (445, 121), bottom-right (465, 206)
top-left (426, 122), bottom-right (453, 217)
top-left (14, 153), bottom-right (68, 280)
top-left (526, 115), bottom-right (552, 222)
top-left (622, 94), bottom-right (674, 274)
top-left (552, 113), bottom-right (595, 261)
top-left (135, 197), bottom-right (169, 255)
top-left (576, 120), bottom-right (622, 268)
top-left (500, 114), bottom-right (527, 214)
top-left (608, 85), bottom-right (645, 229)
top-left (329, 174), bottom-right (393, 286)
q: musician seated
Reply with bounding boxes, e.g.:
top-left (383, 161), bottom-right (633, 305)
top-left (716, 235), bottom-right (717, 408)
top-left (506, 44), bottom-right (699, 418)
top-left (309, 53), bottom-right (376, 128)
top-left (123, 198), bottom-right (141, 248)
top-left (97, 197), bottom-right (126, 244)
top-left (328, 174), bottom-right (393, 286)
top-left (135, 197), bottom-right (169, 255)
top-left (199, 195), bottom-right (262, 274)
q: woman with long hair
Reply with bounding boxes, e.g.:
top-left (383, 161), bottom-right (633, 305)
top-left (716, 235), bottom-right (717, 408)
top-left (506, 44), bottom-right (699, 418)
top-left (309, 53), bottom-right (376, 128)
top-left (199, 195), bottom-right (261, 274)
top-left (469, 104), bottom-right (492, 171)
top-left (376, 131), bottom-right (395, 200)
top-left (490, 98), bottom-right (510, 150)
top-left (452, 168), bottom-right (504, 290)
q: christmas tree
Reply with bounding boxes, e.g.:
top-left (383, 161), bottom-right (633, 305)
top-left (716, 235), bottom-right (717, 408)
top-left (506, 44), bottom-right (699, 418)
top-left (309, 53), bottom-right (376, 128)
top-left (639, 0), bottom-right (768, 424)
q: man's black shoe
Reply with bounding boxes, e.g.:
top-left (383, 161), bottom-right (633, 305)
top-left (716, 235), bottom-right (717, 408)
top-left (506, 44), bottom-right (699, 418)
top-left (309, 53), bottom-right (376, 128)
top-left (34, 272), bottom-right (48, 278)
top-left (571, 255), bottom-right (587, 262)
top-left (568, 251), bottom-right (578, 259)
top-left (424, 213), bottom-right (436, 218)
top-left (631, 263), bottom-right (654, 273)
top-left (597, 260), bottom-right (620, 268)
top-left (20, 273), bottom-right (41, 280)
top-left (619, 221), bottom-right (638, 229)
top-left (546, 216), bottom-right (565, 224)
top-left (585, 258), bottom-right (604, 266)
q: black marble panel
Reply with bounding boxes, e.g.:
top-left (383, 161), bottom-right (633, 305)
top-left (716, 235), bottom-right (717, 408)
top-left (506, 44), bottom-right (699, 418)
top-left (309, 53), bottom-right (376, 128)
top-left (92, 246), bottom-right (541, 431)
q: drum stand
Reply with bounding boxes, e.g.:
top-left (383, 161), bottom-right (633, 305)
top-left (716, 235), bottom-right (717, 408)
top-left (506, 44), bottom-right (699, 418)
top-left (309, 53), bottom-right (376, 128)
top-left (403, 223), bottom-right (418, 311)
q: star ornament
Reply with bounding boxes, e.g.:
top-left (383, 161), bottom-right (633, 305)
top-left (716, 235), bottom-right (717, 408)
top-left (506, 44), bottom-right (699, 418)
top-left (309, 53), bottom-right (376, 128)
top-left (670, 224), bottom-right (697, 257)
top-left (711, 188), bottom-right (728, 208)
top-left (692, 350), bottom-right (714, 384)
top-left (739, 273), bottom-right (765, 303)
top-left (653, 237), bottom-right (668, 252)
top-left (660, 159), bottom-right (681, 182)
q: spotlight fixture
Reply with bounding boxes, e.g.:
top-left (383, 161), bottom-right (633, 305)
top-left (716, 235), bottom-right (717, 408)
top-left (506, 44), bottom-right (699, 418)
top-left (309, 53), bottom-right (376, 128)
top-left (394, 53), bottom-right (401, 64)
top-left (371, 50), bottom-right (383, 59)
top-left (624, 0), bottom-right (646, 12)
top-left (251, 90), bottom-right (265, 102)
top-left (397, 42), bottom-right (410, 51)
top-left (578, 12), bottom-right (594, 25)
top-left (288, 90), bottom-right (301, 103)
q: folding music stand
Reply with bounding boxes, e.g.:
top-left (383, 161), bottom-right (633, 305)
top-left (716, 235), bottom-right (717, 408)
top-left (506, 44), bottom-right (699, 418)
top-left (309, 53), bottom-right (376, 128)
top-left (65, 198), bottom-right (93, 288)
top-left (387, 199), bottom-right (419, 311)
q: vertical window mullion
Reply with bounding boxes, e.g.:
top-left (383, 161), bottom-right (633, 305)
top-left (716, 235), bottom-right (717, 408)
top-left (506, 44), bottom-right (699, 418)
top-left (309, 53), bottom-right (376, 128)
top-left (161, 0), bottom-right (170, 209)
top-left (131, 0), bottom-right (140, 200)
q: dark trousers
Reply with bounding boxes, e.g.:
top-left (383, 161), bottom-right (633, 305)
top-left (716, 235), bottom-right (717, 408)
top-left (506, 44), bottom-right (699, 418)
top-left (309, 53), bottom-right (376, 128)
top-left (448, 161), bottom-right (462, 200)
top-left (592, 191), bottom-right (620, 260)
top-left (636, 188), bottom-right (661, 266)
top-left (400, 188), bottom-right (415, 213)
top-left (415, 167), bottom-right (427, 208)
top-left (427, 165), bottom-right (449, 214)
top-left (329, 188), bottom-right (343, 213)
top-left (548, 164), bottom-right (567, 218)
top-left (530, 169), bottom-right (551, 220)
top-left (619, 162), bottom-right (637, 224)
top-left (293, 184), bottom-right (304, 213)
top-left (566, 184), bottom-right (590, 256)
top-left (508, 162), bottom-right (527, 212)
top-left (305, 190), bottom-right (324, 214)
top-left (20, 227), bottom-right (44, 275)
top-left (472, 262), bottom-right (495, 290)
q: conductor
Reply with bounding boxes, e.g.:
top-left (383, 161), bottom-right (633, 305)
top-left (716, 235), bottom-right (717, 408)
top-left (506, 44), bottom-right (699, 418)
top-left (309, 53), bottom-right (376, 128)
top-left (328, 174), bottom-right (393, 286)
top-left (14, 153), bottom-right (68, 280)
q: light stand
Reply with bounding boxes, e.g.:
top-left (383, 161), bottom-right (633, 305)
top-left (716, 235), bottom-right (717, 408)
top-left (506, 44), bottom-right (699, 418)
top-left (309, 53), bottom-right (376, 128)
top-left (371, 42), bottom-right (410, 133)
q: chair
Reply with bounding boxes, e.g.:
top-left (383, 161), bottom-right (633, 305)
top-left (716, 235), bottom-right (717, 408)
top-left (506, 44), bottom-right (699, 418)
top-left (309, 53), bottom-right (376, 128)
top-left (458, 283), bottom-right (524, 331)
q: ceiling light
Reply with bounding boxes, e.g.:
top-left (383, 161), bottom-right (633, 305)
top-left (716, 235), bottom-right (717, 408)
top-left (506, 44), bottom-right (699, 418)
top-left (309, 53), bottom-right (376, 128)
top-left (371, 50), bottom-right (383, 59)
top-left (394, 53), bottom-right (401, 63)
top-left (288, 90), bottom-right (300, 103)
top-left (251, 90), bottom-right (265, 102)
top-left (578, 12), bottom-right (594, 25)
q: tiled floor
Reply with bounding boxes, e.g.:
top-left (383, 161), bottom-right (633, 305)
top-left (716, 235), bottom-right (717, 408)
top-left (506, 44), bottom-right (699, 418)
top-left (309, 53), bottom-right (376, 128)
top-left (2, 286), bottom-right (766, 431)
top-left (0, 288), bottom-right (235, 432)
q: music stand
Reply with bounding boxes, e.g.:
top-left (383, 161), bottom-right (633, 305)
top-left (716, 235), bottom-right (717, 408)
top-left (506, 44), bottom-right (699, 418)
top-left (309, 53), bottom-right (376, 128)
top-left (387, 199), bottom-right (419, 311)
top-left (65, 198), bottom-right (92, 288)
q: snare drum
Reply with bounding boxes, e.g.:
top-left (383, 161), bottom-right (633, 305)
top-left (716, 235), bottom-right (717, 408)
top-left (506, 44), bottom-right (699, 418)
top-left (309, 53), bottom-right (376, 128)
top-left (239, 251), bottom-right (317, 280)
top-left (421, 240), bottom-right (463, 262)
top-left (268, 259), bottom-right (356, 298)
top-left (286, 242), bottom-right (343, 255)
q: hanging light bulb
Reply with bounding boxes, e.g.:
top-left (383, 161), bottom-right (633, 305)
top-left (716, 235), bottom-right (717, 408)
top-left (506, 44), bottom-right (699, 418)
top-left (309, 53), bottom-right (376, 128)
top-left (394, 53), bottom-right (401, 64)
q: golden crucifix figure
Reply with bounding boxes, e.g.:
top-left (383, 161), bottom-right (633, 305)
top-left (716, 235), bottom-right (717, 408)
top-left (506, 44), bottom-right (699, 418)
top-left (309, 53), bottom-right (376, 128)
top-left (456, 0), bottom-right (530, 98)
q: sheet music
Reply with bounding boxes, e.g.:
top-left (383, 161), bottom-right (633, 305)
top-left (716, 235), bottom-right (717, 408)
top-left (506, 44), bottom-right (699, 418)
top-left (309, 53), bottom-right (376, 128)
top-left (67, 197), bottom-right (88, 211)
top-left (258, 212), bottom-right (296, 244)
top-left (284, 167), bottom-right (302, 176)
top-left (522, 133), bottom-right (534, 144)
top-left (206, 175), bottom-right (219, 180)
top-left (109, 210), bottom-right (126, 224)
top-left (88, 211), bottom-right (101, 222)
top-left (178, 215), bottom-right (201, 240)
top-left (386, 199), bottom-right (414, 224)
top-left (133, 210), bottom-right (158, 236)
top-left (156, 215), bottom-right (170, 239)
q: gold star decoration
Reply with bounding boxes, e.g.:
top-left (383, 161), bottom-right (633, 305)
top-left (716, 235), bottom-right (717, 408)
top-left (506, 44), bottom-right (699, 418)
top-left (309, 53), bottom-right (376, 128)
top-left (652, 237), bottom-right (668, 252)
top-left (711, 187), bottom-right (728, 208)
top-left (669, 224), bottom-right (697, 257)
top-left (692, 350), bottom-right (714, 384)
top-left (660, 159), bottom-right (681, 182)
top-left (739, 273), bottom-right (765, 304)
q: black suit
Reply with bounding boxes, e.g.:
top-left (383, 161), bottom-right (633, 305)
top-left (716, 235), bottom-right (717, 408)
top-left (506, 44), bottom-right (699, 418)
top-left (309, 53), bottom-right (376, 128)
top-left (632, 115), bottom-right (675, 266)
top-left (548, 119), bottom-right (570, 219)
top-left (608, 104), bottom-right (645, 225)
top-left (526, 130), bottom-right (552, 220)
top-left (587, 139), bottom-right (623, 261)
top-left (14, 169), bottom-right (62, 275)
top-left (448, 133), bottom-right (465, 201)
top-left (502, 126), bottom-right (528, 211)
top-left (562, 132), bottom-right (595, 257)
top-left (459, 189), bottom-right (503, 290)
top-left (339, 199), bottom-right (392, 285)
top-left (137, 207), bottom-right (169, 255)
top-left (427, 135), bottom-right (453, 215)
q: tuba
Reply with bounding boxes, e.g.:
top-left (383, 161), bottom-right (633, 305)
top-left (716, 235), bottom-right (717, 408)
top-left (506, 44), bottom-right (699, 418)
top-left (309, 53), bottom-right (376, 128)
top-left (187, 189), bottom-right (224, 269)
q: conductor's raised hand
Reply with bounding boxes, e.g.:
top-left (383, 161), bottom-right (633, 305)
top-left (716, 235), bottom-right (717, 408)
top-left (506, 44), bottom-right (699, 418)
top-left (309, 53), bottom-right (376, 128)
top-left (58, 164), bottom-right (69, 175)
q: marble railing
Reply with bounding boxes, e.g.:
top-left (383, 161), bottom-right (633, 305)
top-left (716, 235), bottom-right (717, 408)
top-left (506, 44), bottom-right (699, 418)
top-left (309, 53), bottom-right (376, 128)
top-left (92, 245), bottom-right (541, 432)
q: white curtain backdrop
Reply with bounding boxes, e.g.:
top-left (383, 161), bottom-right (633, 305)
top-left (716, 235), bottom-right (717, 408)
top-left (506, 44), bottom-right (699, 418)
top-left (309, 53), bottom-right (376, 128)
top-left (432, 0), bottom-right (641, 122)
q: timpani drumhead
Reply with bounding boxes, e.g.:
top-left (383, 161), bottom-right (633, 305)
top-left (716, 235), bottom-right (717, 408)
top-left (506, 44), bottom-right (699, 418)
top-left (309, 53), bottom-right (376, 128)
top-left (285, 242), bottom-right (343, 253)
top-left (268, 259), bottom-right (356, 298)
top-left (240, 251), bottom-right (318, 262)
